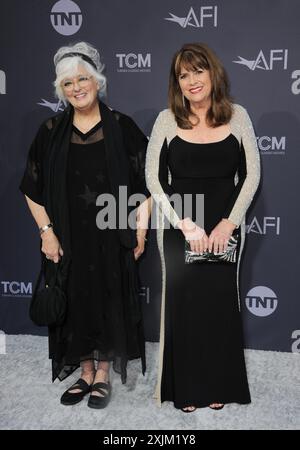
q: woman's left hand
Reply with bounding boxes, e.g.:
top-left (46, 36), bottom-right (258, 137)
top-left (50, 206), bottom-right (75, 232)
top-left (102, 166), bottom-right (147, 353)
top-left (134, 232), bottom-right (147, 260)
top-left (208, 219), bottom-right (237, 254)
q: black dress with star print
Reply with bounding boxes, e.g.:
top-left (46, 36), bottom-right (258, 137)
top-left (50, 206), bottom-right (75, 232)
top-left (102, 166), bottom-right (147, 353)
top-left (20, 113), bottom-right (149, 383)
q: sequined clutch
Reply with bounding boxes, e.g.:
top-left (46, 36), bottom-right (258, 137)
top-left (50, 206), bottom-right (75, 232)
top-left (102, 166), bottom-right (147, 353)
top-left (185, 231), bottom-right (240, 264)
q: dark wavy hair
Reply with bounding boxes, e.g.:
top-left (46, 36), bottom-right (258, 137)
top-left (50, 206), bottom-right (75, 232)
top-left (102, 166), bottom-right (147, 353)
top-left (168, 43), bottom-right (233, 129)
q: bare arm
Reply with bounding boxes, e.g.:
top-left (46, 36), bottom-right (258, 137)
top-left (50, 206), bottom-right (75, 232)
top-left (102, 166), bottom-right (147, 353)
top-left (134, 196), bottom-right (152, 260)
top-left (25, 195), bottom-right (63, 263)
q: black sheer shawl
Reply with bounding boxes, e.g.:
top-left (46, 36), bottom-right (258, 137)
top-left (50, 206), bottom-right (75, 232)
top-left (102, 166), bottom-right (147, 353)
top-left (20, 100), bottom-right (150, 381)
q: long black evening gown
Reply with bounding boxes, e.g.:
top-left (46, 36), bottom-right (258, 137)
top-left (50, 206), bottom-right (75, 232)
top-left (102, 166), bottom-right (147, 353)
top-left (160, 134), bottom-right (251, 408)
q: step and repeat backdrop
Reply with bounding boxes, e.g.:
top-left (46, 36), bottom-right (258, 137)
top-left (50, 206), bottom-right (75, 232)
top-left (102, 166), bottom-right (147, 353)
top-left (1, 0), bottom-right (299, 353)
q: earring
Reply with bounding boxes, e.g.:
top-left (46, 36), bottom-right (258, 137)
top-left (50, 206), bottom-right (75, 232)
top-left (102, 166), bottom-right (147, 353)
top-left (182, 94), bottom-right (186, 108)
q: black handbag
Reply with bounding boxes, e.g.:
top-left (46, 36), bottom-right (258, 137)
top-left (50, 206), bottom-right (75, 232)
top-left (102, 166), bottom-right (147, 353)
top-left (29, 257), bottom-right (67, 327)
top-left (185, 231), bottom-right (240, 264)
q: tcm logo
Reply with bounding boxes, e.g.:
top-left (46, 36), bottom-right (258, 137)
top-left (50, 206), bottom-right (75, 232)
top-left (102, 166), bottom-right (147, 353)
top-left (0, 330), bottom-right (6, 355)
top-left (37, 98), bottom-right (65, 112)
top-left (1, 281), bottom-right (32, 297)
top-left (116, 54), bottom-right (151, 73)
top-left (139, 286), bottom-right (150, 304)
top-left (245, 286), bottom-right (278, 317)
top-left (246, 217), bottom-right (280, 235)
top-left (50, 0), bottom-right (82, 35)
top-left (233, 49), bottom-right (288, 71)
top-left (257, 136), bottom-right (286, 155)
top-left (291, 330), bottom-right (300, 353)
top-left (165, 6), bottom-right (218, 28)
top-left (0, 69), bottom-right (6, 94)
top-left (291, 70), bottom-right (300, 95)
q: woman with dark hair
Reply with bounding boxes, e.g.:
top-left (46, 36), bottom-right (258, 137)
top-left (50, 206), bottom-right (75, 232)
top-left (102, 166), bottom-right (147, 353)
top-left (146, 43), bottom-right (260, 412)
top-left (20, 42), bottom-right (151, 409)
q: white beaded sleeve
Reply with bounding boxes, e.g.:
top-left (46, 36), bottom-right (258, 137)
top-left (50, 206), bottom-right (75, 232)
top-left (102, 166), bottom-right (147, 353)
top-left (145, 111), bottom-right (181, 228)
top-left (228, 105), bottom-right (261, 227)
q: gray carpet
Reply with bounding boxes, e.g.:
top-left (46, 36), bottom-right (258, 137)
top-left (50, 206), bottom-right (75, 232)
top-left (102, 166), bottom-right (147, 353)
top-left (0, 335), bottom-right (299, 430)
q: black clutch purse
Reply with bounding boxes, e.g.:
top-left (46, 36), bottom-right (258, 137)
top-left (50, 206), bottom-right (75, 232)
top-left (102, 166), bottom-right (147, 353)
top-left (185, 231), bottom-right (240, 264)
top-left (29, 258), bottom-right (67, 327)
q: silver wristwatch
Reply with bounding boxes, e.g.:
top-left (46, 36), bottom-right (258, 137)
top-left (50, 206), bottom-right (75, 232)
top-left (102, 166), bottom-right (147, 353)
top-left (39, 223), bottom-right (53, 235)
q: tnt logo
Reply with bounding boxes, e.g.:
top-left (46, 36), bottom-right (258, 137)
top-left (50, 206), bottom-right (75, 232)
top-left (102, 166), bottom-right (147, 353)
top-left (116, 54), bottom-right (151, 72)
top-left (291, 330), bottom-right (300, 353)
top-left (50, 0), bottom-right (82, 35)
top-left (245, 286), bottom-right (278, 317)
top-left (0, 69), bottom-right (6, 94)
top-left (0, 330), bottom-right (6, 355)
top-left (1, 281), bottom-right (32, 297)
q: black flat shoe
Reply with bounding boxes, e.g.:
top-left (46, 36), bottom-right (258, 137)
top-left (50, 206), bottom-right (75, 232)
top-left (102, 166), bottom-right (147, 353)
top-left (60, 378), bottom-right (92, 406)
top-left (87, 381), bottom-right (111, 409)
top-left (209, 403), bottom-right (224, 410)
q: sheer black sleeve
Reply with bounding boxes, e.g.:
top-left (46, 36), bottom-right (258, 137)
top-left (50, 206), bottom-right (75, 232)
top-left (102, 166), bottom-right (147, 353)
top-left (222, 141), bottom-right (247, 220)
top-left (19, 122), bottom-right (50, 206)
top-left (118, 114), bottom-right (150, 198)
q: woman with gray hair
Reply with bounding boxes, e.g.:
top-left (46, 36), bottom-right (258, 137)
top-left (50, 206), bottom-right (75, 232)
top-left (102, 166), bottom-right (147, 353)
top-left (20, 42), bottom-right (151, 409)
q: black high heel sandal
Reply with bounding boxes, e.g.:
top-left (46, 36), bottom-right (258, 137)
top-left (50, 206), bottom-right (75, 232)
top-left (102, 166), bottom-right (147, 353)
top-left (209, 403), bottom-right (224, 410)
top-left (180, 406), bottom-right (197, 413)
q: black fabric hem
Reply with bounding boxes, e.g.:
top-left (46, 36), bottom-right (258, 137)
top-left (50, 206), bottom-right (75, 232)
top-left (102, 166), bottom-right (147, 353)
top-left (19, 185), bottom-right (44, 206)
top-left (161, 397), bottom-right (252, 409)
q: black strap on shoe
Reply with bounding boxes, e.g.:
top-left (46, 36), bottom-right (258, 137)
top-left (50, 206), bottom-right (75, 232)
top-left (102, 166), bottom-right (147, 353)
top-left (90, 382), bottom-right (110, 397)
top-left (68, 378), bottom-right (90, 393)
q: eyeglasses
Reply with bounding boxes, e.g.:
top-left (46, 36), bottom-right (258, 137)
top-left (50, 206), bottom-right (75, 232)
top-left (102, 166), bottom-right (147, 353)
top-left (61, 75), bottom-right (93, 92)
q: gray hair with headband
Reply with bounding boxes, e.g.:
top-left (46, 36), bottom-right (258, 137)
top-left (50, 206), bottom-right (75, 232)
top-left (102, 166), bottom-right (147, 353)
top-left (53, 42), bottom-right (107, 101)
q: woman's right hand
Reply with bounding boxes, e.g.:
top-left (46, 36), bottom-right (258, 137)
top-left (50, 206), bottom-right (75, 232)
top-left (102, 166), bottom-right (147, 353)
top-left (41, 229), bottom-right (63, 263)
top-left (177, 217), bottom-right (208, 253)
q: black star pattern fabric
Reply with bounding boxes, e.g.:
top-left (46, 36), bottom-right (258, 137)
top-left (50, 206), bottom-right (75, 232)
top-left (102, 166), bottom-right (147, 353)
top-left (96, 172), bottom-right (105, 183)
top-left (78, 184), bottom-right (98, 208)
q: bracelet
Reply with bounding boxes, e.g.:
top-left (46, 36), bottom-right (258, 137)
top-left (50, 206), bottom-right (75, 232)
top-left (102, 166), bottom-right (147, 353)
top-left (39, 223), bottom-right (53, 235)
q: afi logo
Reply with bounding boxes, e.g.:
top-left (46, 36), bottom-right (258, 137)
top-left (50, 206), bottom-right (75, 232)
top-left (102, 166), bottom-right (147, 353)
top-left (257, 136), bottom-right (286, 155)
top-left (165, 6), bottom-right (218, 28)
top-left (116, 54), bottom-right (151, 72)
top-left (37, 98), bottom-right (65, 112)
top-left (233, 49), bottom-right (288, 70)
top-left (291, 70), bottom-right (300, 95)
top-left (291, 330), bottom-right (300, 353)
top-left (50, 0), bottom-right (82, 35)
top-left (245, 286), bottom-right (278, 317)
top-left (0, 69), bottom-right (6, 94)
top-left (246, 217), bottom-right (280, 235)
top-left (1, 281), bottom-right (32, 297)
